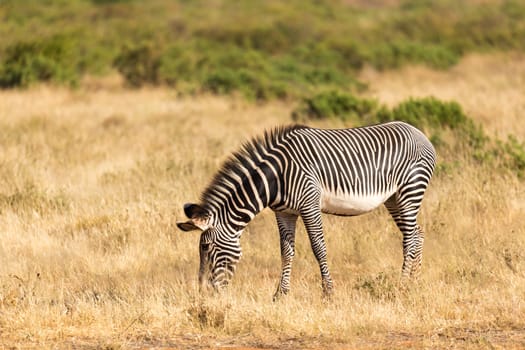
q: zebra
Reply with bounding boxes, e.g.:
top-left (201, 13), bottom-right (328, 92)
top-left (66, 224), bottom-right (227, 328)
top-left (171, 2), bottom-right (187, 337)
top-left (177, 121), bottom-right (436, 299)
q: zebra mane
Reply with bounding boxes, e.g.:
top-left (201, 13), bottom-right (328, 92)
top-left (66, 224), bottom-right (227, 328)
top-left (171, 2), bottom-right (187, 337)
top-left (200, 124), bottom-right (306, 211)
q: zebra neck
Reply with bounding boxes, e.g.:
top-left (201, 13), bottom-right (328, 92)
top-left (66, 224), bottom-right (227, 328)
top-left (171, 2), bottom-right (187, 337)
top-left (205, 162), bottom-right (279, 230)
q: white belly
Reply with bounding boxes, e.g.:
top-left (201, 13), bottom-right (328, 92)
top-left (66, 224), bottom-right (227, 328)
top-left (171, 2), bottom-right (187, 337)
top-left (320, 189), bottom-right (395, 216)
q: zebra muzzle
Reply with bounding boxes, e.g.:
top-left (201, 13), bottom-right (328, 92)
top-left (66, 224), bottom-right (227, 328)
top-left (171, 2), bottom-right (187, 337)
top-left (198, 250), bottom-right (210, 290)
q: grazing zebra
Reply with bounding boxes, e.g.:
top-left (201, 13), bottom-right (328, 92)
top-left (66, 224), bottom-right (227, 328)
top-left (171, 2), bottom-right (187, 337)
top-left (177, 121), bottom-right (436, 299)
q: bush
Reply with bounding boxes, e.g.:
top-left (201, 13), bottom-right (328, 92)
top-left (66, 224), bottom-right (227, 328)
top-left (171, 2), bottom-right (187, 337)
top-left (367, 41), bottom-right (460, 70)
top-left (0, 35), bottom-right (79, 88)
top-left (292, 90), bottom-right (377, 122)
top-left (157, 45), bottom-right (198, 87)
top-left (376, 97), bottom-right (467, 130)
top-left (91, 0), bottom-right (136, 4)
top-left (113, 42), bottom-right (162, 87)
top-left (196, 48), bottom-right (272, 99)
top-left (496, 136), bottom-right (525, 178)
top-left (193, 18), bottom-right (312, 55)
top-left (303, 66), bottom-right (348, 86)
top-left (203, 69), bottom-right (253, 95)
top-left (450, 1), bottom-right (525, 52)
top-left (202, 68), bottom-right (288, 101)
top-left (327, 40), bottom-right (366, 71)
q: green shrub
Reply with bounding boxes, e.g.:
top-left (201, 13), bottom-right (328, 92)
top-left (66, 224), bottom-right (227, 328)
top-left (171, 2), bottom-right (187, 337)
top-left (367, 41), bottom-right (460, 70)
top-left (495, 136), bottom-right (525, 178)
top-left (0, 35), bottom-right (79, 88)
top-left (202, 68), bottom-right (288, 101)
top-left (193, 17), bottom-right (311, 55)
top-left (197, 48), bottom-right (266, 98)
top-left (376, 97), bottom-right (467, 130)
top-left (450, 1), bottom-right (525, 52)
top-left (216, 25), bottom-right (288, 53)
top-left (292, 44), bottom-right (345, 68)
top-left (300, 67), bottom-right (345, 86)
top-left (91, 0), bottom-right (136, 4)
top-left (113, 42), bottom-right (162, 87)
top-left (157, 45), bottom-right (198, 86)
top-left (203, 69), bottom-right (253, 95)
top-left (326, 40), bottom-right (366, 71)
top-left (292, 90), bottom-right (377, 122)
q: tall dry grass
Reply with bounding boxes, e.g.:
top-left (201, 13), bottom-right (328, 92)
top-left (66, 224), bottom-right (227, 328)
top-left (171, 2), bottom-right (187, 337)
top-left (0, 54), bottom-right (524, 349)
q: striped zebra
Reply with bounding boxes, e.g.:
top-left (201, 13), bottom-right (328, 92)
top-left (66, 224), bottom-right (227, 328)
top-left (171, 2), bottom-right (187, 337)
top-left (177, 121), bottom-right (436, 299)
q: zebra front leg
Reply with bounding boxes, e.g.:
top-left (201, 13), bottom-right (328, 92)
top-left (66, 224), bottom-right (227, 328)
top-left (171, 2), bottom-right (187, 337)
top-left (273, 212), bottom-right (298, 301)
top-left (301, 208), bottom-right (333, 298)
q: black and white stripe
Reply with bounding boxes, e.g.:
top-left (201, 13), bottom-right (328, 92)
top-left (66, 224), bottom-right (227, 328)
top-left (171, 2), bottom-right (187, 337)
top-left (177, 121), bottom-right (436, 297)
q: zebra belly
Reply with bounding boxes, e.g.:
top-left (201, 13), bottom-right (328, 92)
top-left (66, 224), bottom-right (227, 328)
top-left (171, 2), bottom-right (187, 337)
top-left (320, 189), bottom-right (395, 216)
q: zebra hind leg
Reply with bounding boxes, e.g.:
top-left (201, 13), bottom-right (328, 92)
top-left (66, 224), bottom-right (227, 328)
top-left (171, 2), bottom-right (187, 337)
top-left (273, 212), bottom-right (298, 301)
top-left (401, 224), bottom-right (425, 281)
top-left (409, 225), bottom-right (424, 278)
top-left (385, 194), bottom-right (425, 282)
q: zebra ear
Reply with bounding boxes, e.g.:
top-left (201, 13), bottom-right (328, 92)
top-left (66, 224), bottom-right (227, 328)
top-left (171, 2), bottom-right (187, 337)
top-left (177, 218), bottom-right (209, 231)
top-left (180, 203), bottom-right (210, 231)
top-left (183, 203), bottom-right (208, 219)
top-left (177, 221), bottom-right (201, 232)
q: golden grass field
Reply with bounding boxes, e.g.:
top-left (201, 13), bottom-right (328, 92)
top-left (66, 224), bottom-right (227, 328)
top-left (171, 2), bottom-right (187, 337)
top-left (0, 54), bottom-right (524, 349)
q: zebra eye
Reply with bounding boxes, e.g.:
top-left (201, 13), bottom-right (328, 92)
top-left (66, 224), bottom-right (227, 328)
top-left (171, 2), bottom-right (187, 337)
top-left (201, 243), bottom-right (211, 252)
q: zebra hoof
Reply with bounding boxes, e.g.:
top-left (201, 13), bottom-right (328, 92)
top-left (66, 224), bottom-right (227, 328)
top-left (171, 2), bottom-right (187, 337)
top-left (322, 289), bottom-right (333, 302)
top-left (272, 288), bottom-right (289, 302)
top-left (321, 279), bottom-right (333, 300)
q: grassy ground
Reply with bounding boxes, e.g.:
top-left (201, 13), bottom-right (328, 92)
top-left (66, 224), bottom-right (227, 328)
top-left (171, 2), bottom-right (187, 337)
top-left (0, 54), bottom-right (524, 349)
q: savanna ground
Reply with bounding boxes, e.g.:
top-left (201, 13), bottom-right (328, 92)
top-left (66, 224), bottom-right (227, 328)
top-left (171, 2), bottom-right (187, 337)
top-left (1, 53), bottom-right (525, 349)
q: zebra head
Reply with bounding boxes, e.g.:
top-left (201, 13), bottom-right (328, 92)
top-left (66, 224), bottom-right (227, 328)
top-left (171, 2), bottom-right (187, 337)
top-left (177, 203), bottom-right (242, 291)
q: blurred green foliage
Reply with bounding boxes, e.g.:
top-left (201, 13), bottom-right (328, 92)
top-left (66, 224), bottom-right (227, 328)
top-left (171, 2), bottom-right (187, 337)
top-left (1, 0), bottom-right (525, 95)
top-left (0, 35), bottom-right (79, 87)
top-left (292, 90), bottom-right (377, 122)
top-left (495, 136), bottom-right (525, 178)
top-left (113, 42), bottom-right (161, 87)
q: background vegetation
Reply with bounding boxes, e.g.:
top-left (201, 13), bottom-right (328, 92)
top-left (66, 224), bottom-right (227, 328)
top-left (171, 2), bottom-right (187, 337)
top-left (2, 0), bottom-right (525, 97)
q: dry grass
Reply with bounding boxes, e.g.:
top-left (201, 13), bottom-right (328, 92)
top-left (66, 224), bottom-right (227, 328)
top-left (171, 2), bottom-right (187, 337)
top-left (1, 54), bottom-right (525, 349)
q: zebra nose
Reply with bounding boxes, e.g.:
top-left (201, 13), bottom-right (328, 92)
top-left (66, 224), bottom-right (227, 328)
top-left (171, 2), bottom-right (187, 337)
top-left (198, 266), bottom-right (209, 289)
top-left (198, 274), bottom-right (213, 293)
